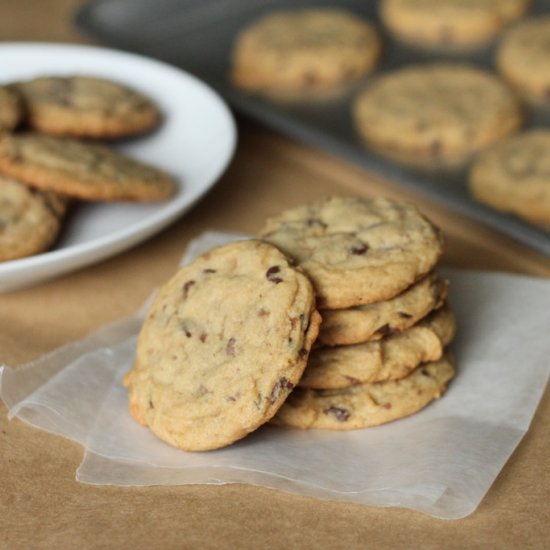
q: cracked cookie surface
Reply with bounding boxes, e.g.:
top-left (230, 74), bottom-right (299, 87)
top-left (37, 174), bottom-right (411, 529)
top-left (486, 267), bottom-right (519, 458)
top-left (273, 354), bottom-right (455, 430)
top-left (0, 133), bottom-right (175, 202)
top-left (300, 305), bottom-right (455, 389)
top-left (318, 272), bottom-right (449, 346)
top-left (258, 196), bottom-right (443, 309)
top-left (13, 75), bottom-right (161, 138)
top-left (124, 239), bottom-right (321, 451)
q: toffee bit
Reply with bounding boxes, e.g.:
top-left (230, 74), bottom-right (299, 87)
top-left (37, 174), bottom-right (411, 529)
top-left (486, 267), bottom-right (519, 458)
top-left (383, 402), bottom-right (392, 410)
top-left (258, 307), bottom-right (270, 317)
top-left (431, 140), bottom-right (442, 156)
top-left (266, 265), bottom-right (283, 284)
top-left (199, 332), bottom-right (207, 343)
top-left (148, 400), bottom-right (154, 409)
top-left (350, 243), bottom-right (369, 255)
top-left (323, 406), bottom-right (350, 422)
top-left (182, 280), bottom-right (196, 298)
top-left (226, 337), bottom-right (236, 357)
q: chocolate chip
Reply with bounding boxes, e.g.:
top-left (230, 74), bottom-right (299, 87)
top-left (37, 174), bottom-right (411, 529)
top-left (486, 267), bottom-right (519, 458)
top-left (258, 308), bottom-right (270, 317)
top-left (420, 368), bottom-right (431, 377)
top-left (226, 337), bottom-right (236, 356)
top-left (148, 400), bottom-right (154, 409)
top-left (383, 402), bottom-right (392, 410)
top-left (269, 377), bottom-right (295, 403)
top-left (323, 406), bottom-right (350, 422)
top-left (182, 280), bottom-right (195, 298)
top-left (350, 243), bottom-right (369, 255)
top-left (203, 268), bottom-right (217, 274)
top-left (298, 347), bottom-right (308, 359)
top-left (266, 265), bottom-right (283, 284)
top-left (431, 140), bottom-right (442, 156)
top-left (398, 311), bottom-right (413, 319)
top-left (376, 323), bottom-right (395, 337)
top-left (180, 323), bottom-right (192, 338)
top-left (345, 376), bottom-right (361, 385)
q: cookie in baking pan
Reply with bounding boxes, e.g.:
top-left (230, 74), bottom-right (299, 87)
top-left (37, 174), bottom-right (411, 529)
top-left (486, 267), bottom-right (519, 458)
top-left (299, 305), bottom-right (456, 390)
top-left (0, 133), bottom-right (175, 202)
top-left (123, 239), bottom-right (321, 451)
top-left (318, 272), bottom-right (449, 347)
top-left (12, 75), bottom-right (161, 139)
top-left (273, 354), bottom-right (456, 430)
top-left (231, 8), bottom-right (381, 97)
top-left (380, 0), bottom-right (530, 50)
top-left (496, 16), bottom-right (550, 105)
top-left (353, 64), bottom-right (523, 170)
top-left (258, 196), bottom-right (443, 309)
top-left (0, 174), bottom-right (68, 261)
top-left (469, 130), bottom-right (550, 226)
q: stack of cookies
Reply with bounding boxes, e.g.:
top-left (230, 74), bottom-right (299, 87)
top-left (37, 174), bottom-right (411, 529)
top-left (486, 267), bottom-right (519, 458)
top-left (258, 196), bottom-right (456, 430)
top-left (124, 196), bottom-right (456, 451)
top-left (0, 75), bottom-right (175, 262)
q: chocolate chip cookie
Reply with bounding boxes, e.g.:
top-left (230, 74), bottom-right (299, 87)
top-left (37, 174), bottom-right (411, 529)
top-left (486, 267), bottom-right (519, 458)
top-left (123, 239), bottom-right (321, 451)
top-left (300, 305), bottom-right (456, 390)
top-left (469, 130), bottom-right (550, 226)
top-left (0, 133), bottom-right (175, 202)
top-left (258, 196), bottom-right (444, 309)
top-left (496, 16), bottom-right (550, 105)
top-left (273, 354), bottom-right (455, 430)
top-left (231, 8), bottom-right (381, 97)
top-left (0, 86), bottom-right (22, 133)
top-left (380, 0), bottom-right (530, 50)
top-left (354, 64), bottom-right (523, 169)
top-left (0, 174), bottom-right (68, 261)
top-left (13, 75), bottom-right (161, 138)
top-left (318, 272), bottom-right (449, 346)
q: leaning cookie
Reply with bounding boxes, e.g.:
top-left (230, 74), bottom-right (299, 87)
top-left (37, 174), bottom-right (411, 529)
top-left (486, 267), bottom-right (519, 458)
top-left (318, 272), bottom-right (449, 346)
top-left (0, 86), bottom-right (22, 133)
top-left (273, 354), bottom-right (456, 430)
top-left (0, 174), bottom-right (68, 261)
top-left (380, 0), bottom-right (530, 51)
top-left (469, 130), bottom-right (550, 226)
top-left (123, 239), bottom-right (321, 451)
top-left (300, 305), bottom-right (456, 390)
top-left (0, 133), bottom-right (175, 202)
top-left (353, 64), bottom-right (523, 170)
top-left (231, 8), bottom-right (381, 98)
top-left (496, 16), bottom-right (550, 105)
top-left (258, 196), bottom-right (443, 309)
top-left (12, 75), bottom-right (161, 139)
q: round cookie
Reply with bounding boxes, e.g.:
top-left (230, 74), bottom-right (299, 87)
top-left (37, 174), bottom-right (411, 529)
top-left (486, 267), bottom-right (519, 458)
top-left (469, 130), bottom-right (550, 226)
top-left (0, 174), bottom-right (68, 261)
top-left (123, 239), bottom-right (321, 451)
top-left (496, 16), bottom-right (550, 105)
top-left (0, 133), bottom-right (175, 202)
top-left (380, 0), bottom-right (530, 50)
top-left (231, 8), bottom-right (381, 97)
top-left (13, 75), bottom-right (161, 139)
top-left (353, 64), bottom-right (523, 169)
top-left (258, 196), bottom-right (444, 309)
top-left (0, 86), bottom-right (22, 133)
top-left (300, 305), bottom-right (456, 390)
top-left (273, 354), bottom-right (456, 430)
top-left (318, 272), bottom-right (449, 346)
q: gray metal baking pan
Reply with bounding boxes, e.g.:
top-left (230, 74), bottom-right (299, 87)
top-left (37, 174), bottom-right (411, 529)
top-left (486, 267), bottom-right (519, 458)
top-left (75, 0), bottom-right (550, 256)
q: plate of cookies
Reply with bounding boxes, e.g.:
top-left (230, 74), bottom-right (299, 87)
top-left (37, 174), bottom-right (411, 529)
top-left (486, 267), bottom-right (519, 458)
top-left (77, 0), bottom-right (550, 255)
top-left (0, 43), bottom-right (236, 292)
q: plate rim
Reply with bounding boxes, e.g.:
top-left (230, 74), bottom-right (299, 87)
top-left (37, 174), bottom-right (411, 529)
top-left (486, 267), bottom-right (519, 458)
top-left (0, 41), bottom-right (237, 288)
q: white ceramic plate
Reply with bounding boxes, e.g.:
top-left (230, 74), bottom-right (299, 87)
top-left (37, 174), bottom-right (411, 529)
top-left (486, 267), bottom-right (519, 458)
top-left (0, 43), bottom-right (236, 293)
